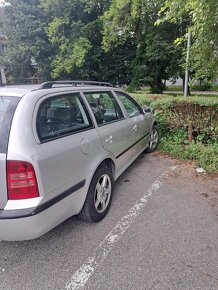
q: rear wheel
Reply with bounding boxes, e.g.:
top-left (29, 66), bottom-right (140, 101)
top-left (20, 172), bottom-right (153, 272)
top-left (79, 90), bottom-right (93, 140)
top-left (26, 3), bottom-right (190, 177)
top-left (78, 165), bottom-right (114, 222)
top-left (146, 124), bottom-right (159, 153)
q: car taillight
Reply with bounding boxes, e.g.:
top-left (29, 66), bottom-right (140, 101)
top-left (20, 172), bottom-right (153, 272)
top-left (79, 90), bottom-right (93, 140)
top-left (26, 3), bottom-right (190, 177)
top-left (7, 161), bottom-right (39, 200)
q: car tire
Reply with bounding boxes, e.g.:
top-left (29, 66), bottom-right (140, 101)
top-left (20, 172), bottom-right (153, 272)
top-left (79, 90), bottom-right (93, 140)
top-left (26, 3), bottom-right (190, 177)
top-left (145, 124), bottom-right (159, 153)
top-left (78, 164), bottom-right (114, 222)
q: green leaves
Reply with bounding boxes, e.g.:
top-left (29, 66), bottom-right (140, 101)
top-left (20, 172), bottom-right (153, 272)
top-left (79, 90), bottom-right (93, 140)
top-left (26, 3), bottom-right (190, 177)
top-left (51, 37), bottom-right (91, 78)
top-left (2, 0), bottom-right (217, 86)
top-left (102, 0), bottom-right (185, 93)
top-left (40, 0), bottom-right (113, 79)
top-left (161, 0), bottom-right (218, 81)
top-left (1, 0), bottom-right (53, 82)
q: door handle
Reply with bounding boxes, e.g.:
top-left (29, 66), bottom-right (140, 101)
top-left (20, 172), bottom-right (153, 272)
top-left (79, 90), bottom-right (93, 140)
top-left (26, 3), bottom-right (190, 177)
top-left (105, 135), bottom-right (113, 143)
top-left (133, 125), bottom-right (138, 132)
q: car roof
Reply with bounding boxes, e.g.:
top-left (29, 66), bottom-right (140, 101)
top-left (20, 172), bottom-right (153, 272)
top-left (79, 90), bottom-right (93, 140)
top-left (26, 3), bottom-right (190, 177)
top-left (0, 83), bottom-right (116, 98)
top-left (0, 85), bottom-right (40, 97)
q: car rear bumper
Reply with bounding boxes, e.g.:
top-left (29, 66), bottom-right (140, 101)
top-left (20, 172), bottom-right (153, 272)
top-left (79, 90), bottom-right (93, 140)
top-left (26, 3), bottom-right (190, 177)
top-left (0, 180), bottom-right (87, 241)
top-left (0, 209), bottom-right (58, 241)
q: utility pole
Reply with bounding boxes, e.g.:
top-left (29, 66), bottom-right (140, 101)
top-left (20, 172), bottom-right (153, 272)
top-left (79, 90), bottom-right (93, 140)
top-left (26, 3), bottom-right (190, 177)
top-left (184, 30), bottom-right (191, 97)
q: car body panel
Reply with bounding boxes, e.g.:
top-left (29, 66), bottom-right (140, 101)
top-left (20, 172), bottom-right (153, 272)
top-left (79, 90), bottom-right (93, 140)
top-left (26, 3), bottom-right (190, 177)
top-left (0, 154), bottom-right (8, 209)
top-left (95, 119), bottom-right (133, 165)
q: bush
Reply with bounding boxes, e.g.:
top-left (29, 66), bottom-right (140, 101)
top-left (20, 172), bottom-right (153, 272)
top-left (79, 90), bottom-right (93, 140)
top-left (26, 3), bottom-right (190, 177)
top-left (130, 93), bottom-right (218, 172)
top-left (191, 82), bottom-right (214, 91)
top-left (151, 96), bottom-right (218, 143)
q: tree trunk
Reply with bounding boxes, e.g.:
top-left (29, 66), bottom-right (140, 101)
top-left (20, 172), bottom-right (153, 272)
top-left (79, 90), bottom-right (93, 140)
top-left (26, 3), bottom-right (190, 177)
top-left (151, 77), bottom-right (165, 94)
top-left (188, 121), bottom-right (193, 142)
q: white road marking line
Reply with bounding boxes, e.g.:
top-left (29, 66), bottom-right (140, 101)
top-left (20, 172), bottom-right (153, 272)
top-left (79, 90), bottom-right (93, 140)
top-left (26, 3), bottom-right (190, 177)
top-left (65, 166), bottom-right (177, 290)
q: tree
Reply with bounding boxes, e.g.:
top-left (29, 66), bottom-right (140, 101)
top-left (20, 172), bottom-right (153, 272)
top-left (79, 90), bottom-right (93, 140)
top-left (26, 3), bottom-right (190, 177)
top-left (160, 0), bottom-right (218, 81)
top-left (102, 0), bottom-right (184, 93)
top-left (41, 0), bottom-right (135, 84)
top-left (1, 0), bottom-right (135, 84)
top-left (1, 0), bottom-right (53, 83)
top-left (127, 21), bottom-right (185, 93)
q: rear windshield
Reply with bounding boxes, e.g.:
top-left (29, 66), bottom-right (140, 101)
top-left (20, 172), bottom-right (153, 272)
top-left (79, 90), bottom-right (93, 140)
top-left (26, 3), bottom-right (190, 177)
top-left (0, 96), bottom-right (20, 153)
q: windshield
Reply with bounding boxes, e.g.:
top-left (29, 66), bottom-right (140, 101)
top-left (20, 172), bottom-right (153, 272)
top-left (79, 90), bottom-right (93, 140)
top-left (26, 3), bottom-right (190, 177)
top-left (0, 96), bottom-right (20, 153)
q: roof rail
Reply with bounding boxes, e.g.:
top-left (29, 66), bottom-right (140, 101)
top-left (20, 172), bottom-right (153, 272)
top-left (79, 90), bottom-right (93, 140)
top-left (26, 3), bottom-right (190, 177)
top-left (38, 80), bottom-right (113, 89)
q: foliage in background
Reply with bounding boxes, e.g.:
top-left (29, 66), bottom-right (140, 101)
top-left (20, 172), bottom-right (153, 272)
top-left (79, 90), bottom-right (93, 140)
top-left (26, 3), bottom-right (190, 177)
top-left (160, 0), bottom-right (218, 82)
top-left (41, 0), bottom-right (105, 79)
top-left (102, 0), bottom-right (185, 93)
top-left (1, 0), bottom-right (217, 86)
top-left (1, 0), bottom-right (134, 84)
top-left (40, 0), bottom-right (135, 83)
top-left (131, 92), bottom-right (218, 172)
top-left (1, 0), bottom-right (53, 82)
top-left (190, 82), bottom-right (214, 92)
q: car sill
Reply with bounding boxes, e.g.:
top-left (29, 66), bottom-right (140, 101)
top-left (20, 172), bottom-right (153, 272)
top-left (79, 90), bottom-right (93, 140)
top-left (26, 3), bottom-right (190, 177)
top-left (116, 133), bottom-right (149, 159)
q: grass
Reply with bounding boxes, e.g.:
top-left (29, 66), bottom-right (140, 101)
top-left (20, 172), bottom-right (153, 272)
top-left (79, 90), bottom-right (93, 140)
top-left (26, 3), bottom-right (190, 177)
top-left (159, 129), bottom-right (218, 172)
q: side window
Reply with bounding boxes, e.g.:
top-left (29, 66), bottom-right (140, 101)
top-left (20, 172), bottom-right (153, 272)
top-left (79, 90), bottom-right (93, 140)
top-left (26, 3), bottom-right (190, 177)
top-left (37, 93), bottom-right (92, 142)
top-left (116, 91), bottom-right (142, 117)
top-left (84, 92), bottom-right (124, 125)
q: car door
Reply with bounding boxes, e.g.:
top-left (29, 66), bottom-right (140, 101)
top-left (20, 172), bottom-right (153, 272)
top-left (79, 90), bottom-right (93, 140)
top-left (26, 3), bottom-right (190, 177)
top-left (35, 92), bottom-right (101, 199)
top-left (83, 91), bottom-right (133, 171)
top-left (115, 91), bottom-right (151, 154)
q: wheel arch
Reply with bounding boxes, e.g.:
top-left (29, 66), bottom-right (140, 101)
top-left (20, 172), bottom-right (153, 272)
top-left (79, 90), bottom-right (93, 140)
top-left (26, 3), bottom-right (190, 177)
top-left (153, 120), bottom-right (157, 127)
top-left (95, 158), bottom-right (115, 178)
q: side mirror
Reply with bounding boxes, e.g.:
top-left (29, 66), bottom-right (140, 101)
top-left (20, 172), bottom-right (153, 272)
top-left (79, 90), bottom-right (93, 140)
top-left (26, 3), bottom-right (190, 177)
top-left (143, 106), bottom-right (152, 114)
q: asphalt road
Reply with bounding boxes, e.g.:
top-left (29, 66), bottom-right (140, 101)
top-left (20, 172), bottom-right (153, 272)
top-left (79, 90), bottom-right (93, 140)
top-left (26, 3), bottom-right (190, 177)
top-left (0, 152), bottom-right (218, 290)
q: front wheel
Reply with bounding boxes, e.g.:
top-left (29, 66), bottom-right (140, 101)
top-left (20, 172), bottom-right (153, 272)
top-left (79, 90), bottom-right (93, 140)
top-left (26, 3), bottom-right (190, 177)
top-left (78, 165), bottom-right (114, 222)
top-left (146, 124), bottom-right (159, 153)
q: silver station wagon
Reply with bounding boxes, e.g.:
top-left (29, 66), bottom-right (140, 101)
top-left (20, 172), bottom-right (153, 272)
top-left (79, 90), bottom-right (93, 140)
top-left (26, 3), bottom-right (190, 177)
top-left (0, 81), bottom-right (158, 241)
